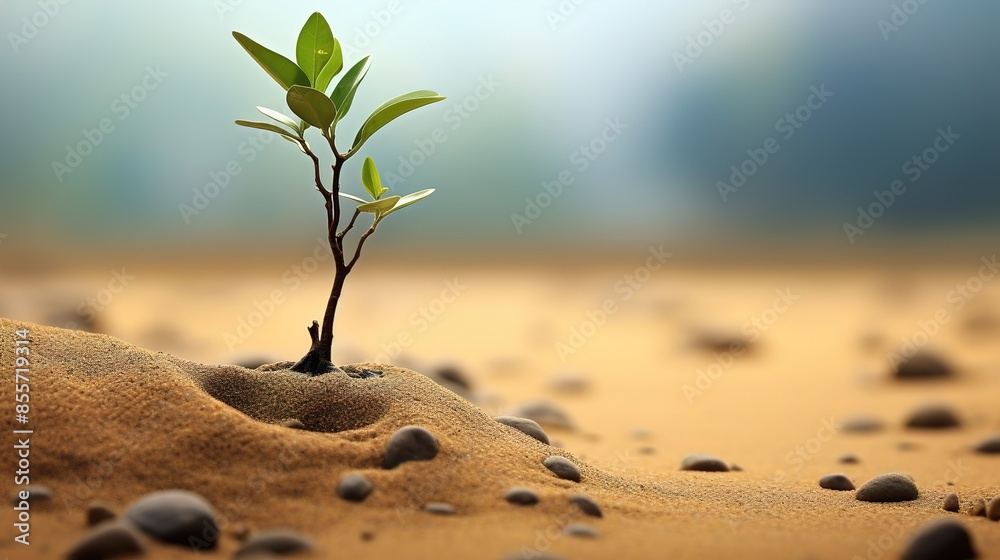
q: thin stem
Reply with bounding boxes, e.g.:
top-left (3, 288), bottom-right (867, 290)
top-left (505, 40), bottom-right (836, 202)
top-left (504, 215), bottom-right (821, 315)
top-left (338, 209), bottom-right (361, 240)
top-left (302, 143), bottom-right (330, 197)
top-left (347, 226), bottom-right (376, 271)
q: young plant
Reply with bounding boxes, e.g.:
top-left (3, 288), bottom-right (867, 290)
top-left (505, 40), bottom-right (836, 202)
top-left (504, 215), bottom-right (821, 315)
top-left (232, 13), bottom-right (444, 375)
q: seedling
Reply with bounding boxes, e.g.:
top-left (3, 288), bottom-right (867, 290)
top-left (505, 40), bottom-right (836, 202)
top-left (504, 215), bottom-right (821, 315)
top-left (232, 13), bottom-right (444, 374)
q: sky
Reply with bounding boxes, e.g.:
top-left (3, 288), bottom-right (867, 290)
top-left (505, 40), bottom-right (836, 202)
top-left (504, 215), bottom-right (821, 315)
top-left (1, 0), bottom-right (997, 257)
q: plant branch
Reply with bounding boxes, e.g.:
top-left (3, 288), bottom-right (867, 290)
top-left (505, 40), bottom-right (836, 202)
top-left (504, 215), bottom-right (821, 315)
top-left (347, 225), bottom-right (377, 271)
top-left (303, 143), bottom-right (330, 197)
top-left (338, 209), bottom-right (361, 240)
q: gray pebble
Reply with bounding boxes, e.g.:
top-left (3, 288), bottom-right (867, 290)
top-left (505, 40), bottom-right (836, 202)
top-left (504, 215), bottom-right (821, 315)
top-left (894, 352), bottom-right (953, 380)
top-left (905, 403), bottom-right (961, 429)
top-left (838, 454), bottom-right (860, 464)
top-left (680, 453), bottom-right (729, 472)
top-left (988, 496), bottom-right (1000, 521)
top-left (506, 401), bottom-right (575, 430)
top-left (944, 493), bottom-right (960, 512)
top-left (973, 434), bottom-right (1000, 454)
top-left (66, 520), bottom-right (146, 560)
top-left (504, 487), bottom-right (539, 506)
top-left (384, 426), bottom-right (439, 469)
top-left (900, 519), bottom-right (978, 560)
top-left (426, 365), bottom-right (473, 399)
top-left (337, 473), bottom-right (373, 502)
top-left (86, 501), bottom-right (116, 527)
top-left (969, 498), bottom-right (986, 517)
top-left (9, 485), bottom-right (52, 506)
top-left (841, 415), bottom-right (885, 433)
top-left (424, 502), bottom-right (456, 515)
top-left (237, 529), bottom-right (313, 556)
top-left (819, 473), bottom-right (855, 491)
top-left (123, 490), bottom-right (219, 548)
top-left (569, 494), bottom-right (603, 518)
top-left (855, 473), bottom-right (919, 502)
top-left (278, 418), bottom-right (306, 430)
top-left (548, 373), bottom-right (589, 394)
top-left (495, 416), bottom-right (549, 445)
top-left (563, 523), bottom-right (599, 538)
top-left (543, 456), bottom-right (581, 482)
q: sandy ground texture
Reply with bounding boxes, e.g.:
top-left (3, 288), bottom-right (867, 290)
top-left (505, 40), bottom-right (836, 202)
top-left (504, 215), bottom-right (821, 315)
top-left (1, 263), bottom-right (999, 559)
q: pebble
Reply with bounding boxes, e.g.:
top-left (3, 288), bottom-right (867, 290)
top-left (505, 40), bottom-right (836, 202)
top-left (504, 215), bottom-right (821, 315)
top-left (819, 473), bottom-right (855, 491)
top-left (569, 495), bottom-right (603, 518)
top-left (337, 473), bottom-right (374, 502)
top-left (426, 365), bottom-right (472, 398)
top-left (506, 401), bottom-right (575, 430)
top-left (838, 454), bottom-right (860, 464)
top-left (900, 519), bottom-right (978, 560)
top-left (905, 404), bottom-right (961, 429)
top-left (123, 490), bottom-right (219, 548)
top-left (894, 352), bottom-right (953, 380)
top-left (563, 523), bottom-right (599, 538)
top-left (969, 498), bottom-right (986, 517)
top-left (691, 330), bottom-right (751, 354)
top-left (86, 501), bottom-right (116, 527)
top-left (384, 426), bottom-right (440, 469)
top-left (988, 496), bottom-right (1000, 521)
top-left (841, 415), bottom-right (885, 433)
top-left (680, 454), bottom-right (730, 472)
top-left (629, 427), bottom-right (652, 440)
top-left (973, 434), bottom-right (1000, 454)
top-left (278, 418), bottom-right (306, 430)
top-left (944, 493), bottom-right (960, 512)
top-left (66, 520), bottom-right (146, 560)
top-left (504, 487), bottom-right (539, 506)
top-left (548, 373), bottom-right (589, 394)
top-left (543, 456), bottom-right (581, 482)
top-left (855, 473), bottom-right (919, 502)
top-left (237, 529), bottom-right (313, 556)
top-left (495, 416), bottom-right (550, 445)
top-left (9, 485), bottom-right (52, 506)
top-left (424, 502), bottom-right (456, 515)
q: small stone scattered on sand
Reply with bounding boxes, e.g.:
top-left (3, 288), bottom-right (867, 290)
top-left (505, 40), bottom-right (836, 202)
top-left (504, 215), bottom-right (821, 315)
top-left (384, 426), bottom-right (440, 469)
top-left (424, 502), bottom-right (456, 515)
top-left (426, 365), bottom-right (473, 398)
top-left (337, 473), bottom-right (374, 502)
top-left (841, 415), bottom-right (885, 433)
top-left (838, 454), bottom-right (860, 464)
top-left (548, 373), bottom-right (590, 394)
top-left (973, 434), bottom-right (1000, 454)
top-left (855, 473), bottom-right (919, 503)
top-left (86, 501), bottom-right (116, 527)
top-left (506, 401), bottom-right (575, 430)
top-left (680, 454), bottom-right (730, 472)
top-left (504, 487), bottom-right (539, 506)
top-left (730, 464), bottom-right (743, 472)
top-left (66, 520), bottom-right (146, 560)
top-left (969, 498), bottom-right (986, 517)
top-left (9, 485), bottom-right (52, 506)
top-left (905, 403), bottom-right (961, 429)
top-left (894, 352), bottom-right (953, 380)
top-left (900, 519), bottom-right (978, 560)
top-left (819, 473), bottom-right (855, 491)
top-left (543, 456), bottom-right (581, 482)
top-left (278, 418), bottom-right (306, 430)
top-left (690, 330), bottom-right (751, 354)
top-left (944, 493), bottom-right (961, 512)
top-left (237, 529), bottom-right (314, 556)
top-left (987, 496), bottom-right (1000, 521)
top-left (629, 427), bottom-right (652, 440)
top-left (569, 495), bottom-right (603, 518)
top-left (494, 416), bottom-right (549, 445)
top-left (123, 490), bottom-right (219, 548)
top-left (563, 523), bottom-right (599, 538)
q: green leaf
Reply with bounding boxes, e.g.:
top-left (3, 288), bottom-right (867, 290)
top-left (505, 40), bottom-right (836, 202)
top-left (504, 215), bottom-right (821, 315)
top-left (380, 189), bottom-right (435, 219)
top-left (286, 85), bottom-right (337, 133)
top-left (233, 31), bottom-right (309, 90)
top-left (314, 38), bottom-right (343, 93)
top-left (256, 106), bottom-right (301, 135)
top-left (235, 120), bottom-right (299, 141)
top-left (361, 157), bottom-right (387, 200)
top-left (350, 90), bottom-right (446, 156)
top-left (357, 195), bottom-right (400, 217)
top-left (338, 192), bottom-right (368, 204)
top-left (295, 13), bottom-right (337, 88)
top-left (329, 56), bottom-right (371, 124)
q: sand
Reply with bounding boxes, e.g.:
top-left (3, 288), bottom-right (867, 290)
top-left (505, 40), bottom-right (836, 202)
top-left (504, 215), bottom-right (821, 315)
top-left (2, 263), bottom-right (1000, 559)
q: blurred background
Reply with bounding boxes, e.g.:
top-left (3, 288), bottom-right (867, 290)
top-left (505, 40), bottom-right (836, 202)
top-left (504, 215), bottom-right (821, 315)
top-left (2, 1), bottom-right (999, 471)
